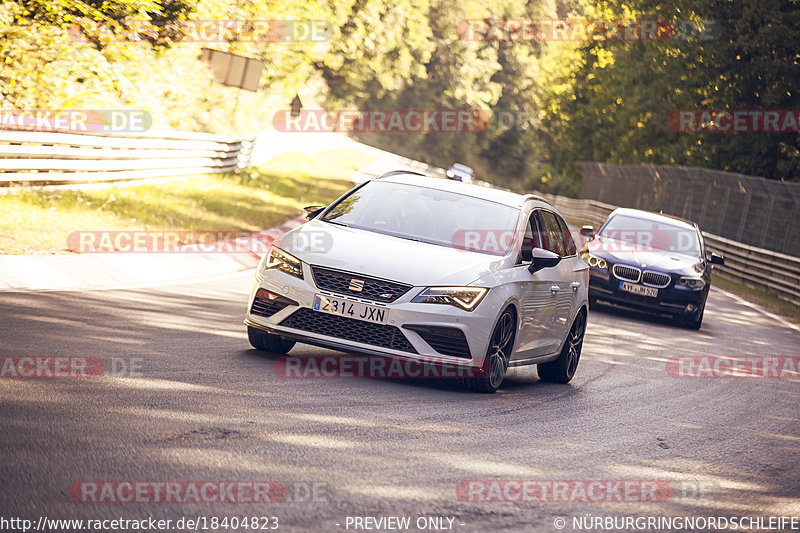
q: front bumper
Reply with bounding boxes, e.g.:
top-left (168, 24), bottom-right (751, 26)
top-left (588, 267), bottom-right (706, 316)
top-left (245, 265), bottom-right (499, 369)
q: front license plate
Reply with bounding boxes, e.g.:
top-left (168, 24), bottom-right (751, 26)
top-left (312, 294), bottom-right (388, 324)
top-left (619, 281), bottom-right (658, 298)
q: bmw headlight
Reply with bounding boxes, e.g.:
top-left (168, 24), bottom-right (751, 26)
top-left (412, 287), bottom-right (488, 311)
top-left (260, 246), bottom-right (304, 279)
top-left (581, 251), bottom-right (607, 269)
top-left (677, 276), bottom-right (706, 290)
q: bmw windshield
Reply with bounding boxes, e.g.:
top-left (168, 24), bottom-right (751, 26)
top-left (599, 214), bottom-right (701, 256)
top-left (321, 180), bottom-right (520, 255)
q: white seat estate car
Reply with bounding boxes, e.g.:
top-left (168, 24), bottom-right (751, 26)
top-left (245, 171), bottom-right (589, 392)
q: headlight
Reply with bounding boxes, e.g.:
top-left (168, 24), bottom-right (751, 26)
top-left (581, 252), bottom-right (607, 269)
top-left (677, 276), bottom-right (706, 290)
top-left (260, 246), bottom-right (303, 279)
top-left (412, 287), bottom-right (488, 311)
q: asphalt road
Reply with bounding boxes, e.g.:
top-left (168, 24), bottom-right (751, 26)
top-left (1, 271), bottom-right (799, 533)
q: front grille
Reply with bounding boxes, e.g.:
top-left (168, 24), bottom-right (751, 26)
top-left (250, 290), bottom-right (297, 318)
top-left (612, 264), bottom-right (641, 282)
top-left (642, 270), bottom-right (671, 288)
top-left (311, 266), bottom-right (412, 303)
top-left (280, 308), bottom-right (417, 353)
top-left (404, 325), bottom-right (471, 359)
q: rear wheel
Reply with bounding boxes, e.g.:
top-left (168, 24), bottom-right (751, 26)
top-left (247, 326), bottom-right (295, 354)
top-left (460, 309), bottom-right (516, 393)
top-left (538, 311), bottom-right (586, 384)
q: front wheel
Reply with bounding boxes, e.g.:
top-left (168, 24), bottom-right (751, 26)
top-left (248, 326), bottom-right (295, 354)
top-left (679, 302), bottom-right (705, 330)
top-left (460, 309), bottom-right (516, 393)
top-left (538, 311), bottom-right (586, 384)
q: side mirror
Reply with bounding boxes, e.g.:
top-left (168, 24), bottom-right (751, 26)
top-left (528, 248), bottom-right (561, 273)
top-left (709, 252), bottom-right (724, 265)
top-left (304, 205), bottom-right (325, 220)
top-left (579, 225), bottom-right (595, 237)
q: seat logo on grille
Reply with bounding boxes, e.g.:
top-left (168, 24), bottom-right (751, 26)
top-left (348, 279), bottom-right (365, 292)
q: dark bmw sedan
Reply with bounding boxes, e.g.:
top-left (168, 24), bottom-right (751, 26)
top-left (580, 208), bottom-right (724, 329)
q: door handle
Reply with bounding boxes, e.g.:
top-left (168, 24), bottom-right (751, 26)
top-left (550, 285), bottom-right (560, 295)
top-left (572, 282), bottom-right (581, 292)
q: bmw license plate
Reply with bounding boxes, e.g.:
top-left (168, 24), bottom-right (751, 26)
top-left (312, 294), bottom-right (387, 324)
top-left (619, 281), bottom-right (658, 298)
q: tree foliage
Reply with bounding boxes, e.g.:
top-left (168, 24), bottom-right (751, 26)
top-left (1, 0), bottom-right (797, 187)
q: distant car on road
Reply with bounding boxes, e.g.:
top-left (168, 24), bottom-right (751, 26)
top-left (446, 163), bottom-right (473, 183)
top-left (580, 207), bottom-right (724, 329)
top-left (245, 171), bottom-right (589, 392)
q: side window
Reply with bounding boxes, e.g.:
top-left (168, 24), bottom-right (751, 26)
top-left (538, 210), bottom-right (567, 256)
top-left (520, 212), bottom-right (542, 262)
top-left (556, 214), bottom-right (578, 256)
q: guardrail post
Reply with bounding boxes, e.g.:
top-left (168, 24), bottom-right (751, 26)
top-left (717, 188), bottom-right (730, 235)
top-left (759, 196), bottom-right (775, 249)
top-left (783, 202), bottom-right (798, 255)
top-left (735, 193), bottom-right (751, 242)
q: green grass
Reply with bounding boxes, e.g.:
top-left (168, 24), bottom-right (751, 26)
top-left (0, 150), bottom-right (376, 254)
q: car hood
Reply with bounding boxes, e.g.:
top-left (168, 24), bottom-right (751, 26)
top-left (279, 220), bottom-right (508, 286)
top-left (588, 238), bottom-right (700, 274)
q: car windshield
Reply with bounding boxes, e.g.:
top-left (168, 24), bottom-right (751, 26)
top-left (321, 180), bottom-right (520, 255)
top-left (599, 214), bottom-right (701, 256)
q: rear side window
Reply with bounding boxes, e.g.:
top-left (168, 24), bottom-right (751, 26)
top-left (556, 214), bottom-right (578, 256)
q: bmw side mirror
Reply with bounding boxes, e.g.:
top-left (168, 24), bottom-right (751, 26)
top-left (709, 252), bottom-right (724, 265)
top-left (304, 205), bottom-right (326, 220)
top-left (528, 248), bottom-right (561, 273)
top-left (579, 225), bottom-right (594, 238)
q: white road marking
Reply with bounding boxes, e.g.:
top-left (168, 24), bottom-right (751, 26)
top-left (711, 286), bottom-right (800, 333)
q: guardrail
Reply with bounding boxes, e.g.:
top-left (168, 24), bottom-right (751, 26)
top-left (537, 192), bottom-right (800, 306)
top-left (0, 129), bottom-right (254, 185)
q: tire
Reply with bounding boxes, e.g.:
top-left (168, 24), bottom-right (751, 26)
top-left (679, 302), bottom-right (704, 330)
top-left (460, 308), bottom-right (516, 393)
top-left (247, 326), bottom-right (295, 354)
top-left (538, 311), bottom-right (586, 384)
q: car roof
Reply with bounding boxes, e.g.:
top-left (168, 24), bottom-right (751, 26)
top-left (608, 207), bottom-right (698, 230)
top-left (377, 172), bottom-right (542, 208)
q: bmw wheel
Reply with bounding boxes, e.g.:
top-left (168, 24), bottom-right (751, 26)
top-left (538, 311), bottom-right (586, 384)
top-left (679, 301), bottom-right (705, 330)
